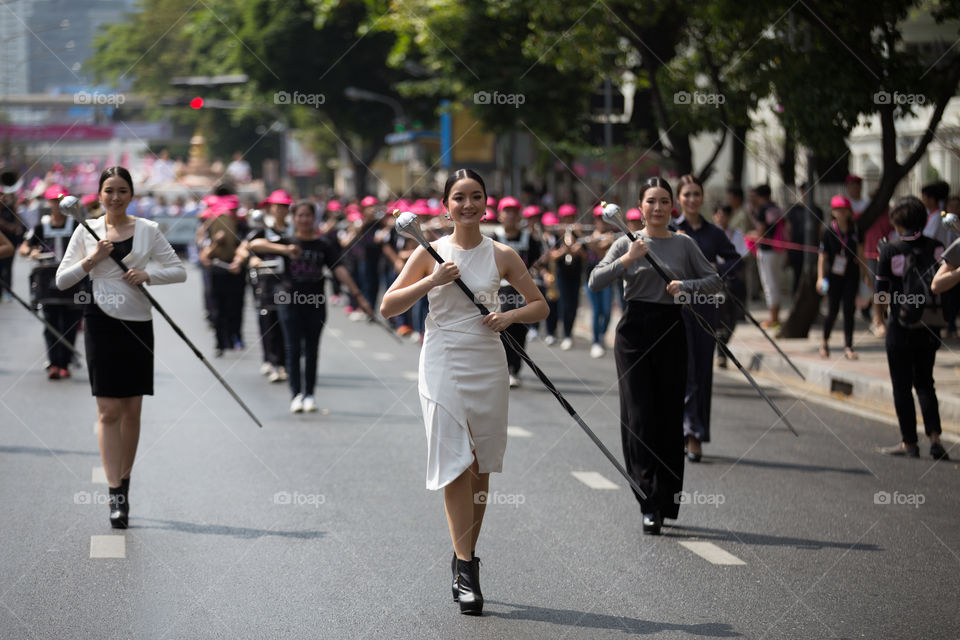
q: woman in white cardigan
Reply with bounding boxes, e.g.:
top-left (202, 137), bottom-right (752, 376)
top-left (56, 166), bottom-right (186, 528)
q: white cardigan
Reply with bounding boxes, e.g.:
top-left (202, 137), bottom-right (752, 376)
top-left (56, 217), bottom-right (187, 321)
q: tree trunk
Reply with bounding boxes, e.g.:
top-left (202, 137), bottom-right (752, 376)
top-left (730, 123), bottom-right (748, 187)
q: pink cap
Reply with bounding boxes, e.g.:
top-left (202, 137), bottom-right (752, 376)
top-left (830, 194), bottom-right (852, 210)
top-left (347, 210), bottom-right (362, 222)
top-left (522, 205), bottom-right (541, 218)
top-left (326, 200), bottom-right (342, 212)
top-left (361, 195), bottom-right (378, 207)
top-left (410, 203), bottom-right (430, 216)
top-left (558, 203), bottom-right (577, 217)
top-left (626, 208), bottom-right (643, 221)
top-left (593, 205), bottom-right (604, 217)
top-left (483, 208), bottom-right (497, 221)
top-left (220, 195), bottom-right (239, 210)
top-left (261, 189), bottom-right (293, 206)
top-left (81, 194), bottom-right (99, 206)
top-left (541, 212), bottom-right (559, 226)
top-left (845, 174), bottom-right (863, 183)
top-left (487, 196), bottom-right (497, 208)
top-left (345, 203), bottom-right (361, 215)
top-left (497, 196), bottom-right (521, 211)
top-left (44, 184), bottom-right (66, 200)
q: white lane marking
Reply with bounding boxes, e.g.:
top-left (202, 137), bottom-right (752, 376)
top-left (571, 471), bottom-right (619, 490)
top-left (507, 426), bottom-right (533, 438)
top-left (677, 541), bottom-right (746, 565)
top-left (90, 535), bottom-right (125, 559)
top-left (93, 421), bottom-right (98, 435)
top-left (347, 340), bottom-right (366, 349)
top-left (328, 328), bottom-right (343, 337)
top-left (91, 467), bottom-right (107, 484)
top-left (373, 352), bottom-right (394, 361)
top-left (402, 371), bottom-right (419, 382)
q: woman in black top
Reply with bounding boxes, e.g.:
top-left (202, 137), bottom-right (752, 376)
top-left (56, 167), bottom-right (186, 528)
top-left (250, 201), bottom-right (373, 414)
top-left (817, 195), bottom-right (865, 360)
top-left (878, 197), bottom-right (948, 460)
top-left (671, 175), bottom-right (742, 461)
top-left (588, 177), bottom-right (721, 535)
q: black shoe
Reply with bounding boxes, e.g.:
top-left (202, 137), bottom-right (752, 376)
top-left (108, 486), bottom-right (128, 529)
top-left (685, 450), bottom-right (702, 462)
top-left (642, 511), bottom-right (662, 535)
top-left (879, 443), bottom-right (919, 457)
top-left (455, 557), bottom-right (483, 615)
top-left (452, 552), bottom-right (477, 602)
top-left (931, 442), bottom-right (950, 460)
top-left (121, 477), bottom-right (130, 516)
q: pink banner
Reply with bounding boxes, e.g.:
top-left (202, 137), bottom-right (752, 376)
top-left (0, 124), bottom-right (114, 141)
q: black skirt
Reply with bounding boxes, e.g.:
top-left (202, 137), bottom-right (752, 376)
top-left (84, 308), bottom-right (154, 397)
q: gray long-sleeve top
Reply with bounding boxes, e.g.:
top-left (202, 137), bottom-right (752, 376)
top-left (587, 232), bottom-right (722, 303)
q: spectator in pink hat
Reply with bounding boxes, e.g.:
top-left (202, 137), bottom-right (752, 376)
top-left (491, 196), bottom-right (543, 387)
top-left (546, 203), bottom-right (585, 350)
top-left (243, 189), bottom-right (294, 381)
top-left (817, 195), bottom-right (865, 359)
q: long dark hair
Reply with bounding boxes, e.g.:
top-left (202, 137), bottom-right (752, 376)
top-left (638, 176), bottom-right (673, 204)
top-left (442, 168), bottom-right (487, 206)
top-left (98, 166), bottom-right (134, 196)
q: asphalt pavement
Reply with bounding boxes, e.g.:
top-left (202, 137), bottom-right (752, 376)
top-left (1, 256), bottom-right (958, 640)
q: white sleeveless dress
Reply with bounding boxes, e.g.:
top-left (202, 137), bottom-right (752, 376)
top-left (419, 236), bottom-right (509, 490)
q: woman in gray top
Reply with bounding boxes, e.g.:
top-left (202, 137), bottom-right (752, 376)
top-left (588, 177), bottom-right (721, 534)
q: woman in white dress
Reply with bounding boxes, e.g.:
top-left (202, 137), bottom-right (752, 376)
top-left (381, 169), bottom-right (548, 615)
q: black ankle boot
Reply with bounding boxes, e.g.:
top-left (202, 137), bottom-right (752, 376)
top-left (108, 486), bottom-right (128, 529)
top-left (451, 551), bottom-right (477, 602)
top-left (455, 557), bottom-right (483, 615)
top-left (121, 477), bottom-right (130, 516)
top-left (641, 511), bottom-right (662, 535)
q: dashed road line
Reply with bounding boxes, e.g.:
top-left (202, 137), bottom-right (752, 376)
top-left (507, 426), bottom-right (533, 438)
top-left (91, 467), bottom-right (107, 484)
top-left (347, 340), bottom-right (366, 349)
top-left (89, 535), bottom-right (125, 559)
top-left (402, 371), bottom-right (419, 382)
top-left (373, 352), bottom-right (395, 361)
top-left (677, 541), bottom-right (746, 565)
top-left (571, 471), bottom-right (619, 490)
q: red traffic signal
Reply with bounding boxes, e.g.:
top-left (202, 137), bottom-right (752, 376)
top-left (189, 97), bottom-right (204, 109)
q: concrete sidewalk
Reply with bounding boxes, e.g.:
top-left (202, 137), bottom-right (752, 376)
top-left (571, 299), bottom-right (960, 436)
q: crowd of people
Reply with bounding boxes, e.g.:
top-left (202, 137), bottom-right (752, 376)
top-left (1, 159), bottom-right (957, 617)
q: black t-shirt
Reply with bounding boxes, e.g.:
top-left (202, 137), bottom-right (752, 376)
top-left (754, 202), bottom-right (783, 252)
top-left (819, 221), bottom-right (860, 280)
top-left (284, 235), bottom-right (340, 299)
top-left (0, 203), bottom-right (25, 244)
top-left (876, 235), bottom-right (944, 321)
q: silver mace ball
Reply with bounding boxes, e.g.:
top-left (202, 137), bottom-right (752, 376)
top-left (942, 210), bottom-right (960, 234)
top-left (600, 201), bottom-right (630, 236)
top-left (58, 194), bottom-right (86, 221)
top-left (392, 209), bottom-right (430, 248)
